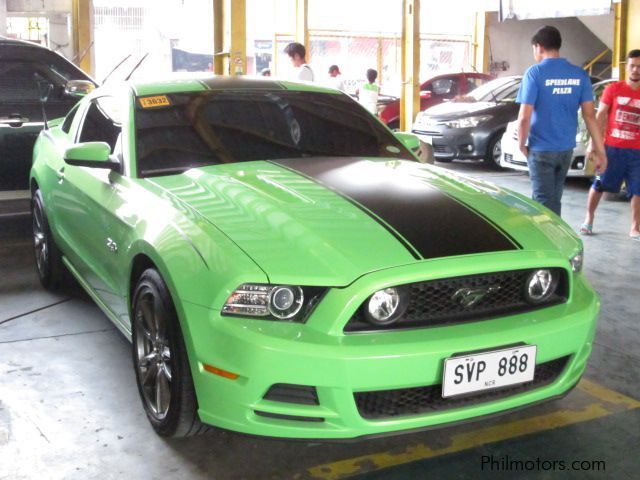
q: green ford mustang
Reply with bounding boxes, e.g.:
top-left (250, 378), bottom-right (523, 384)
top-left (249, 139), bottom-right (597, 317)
top-left (30, 76), bottom-right (598, 439)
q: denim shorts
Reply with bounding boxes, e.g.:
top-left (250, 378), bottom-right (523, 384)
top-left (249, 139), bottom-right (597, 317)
top-left (593, 146), bottom-right (640, 196)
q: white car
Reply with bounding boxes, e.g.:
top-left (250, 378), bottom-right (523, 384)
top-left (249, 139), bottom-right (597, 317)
top-left (499, 119), bottom-right (593, 177)
top-left (500, 79), bottom-right (612, 177)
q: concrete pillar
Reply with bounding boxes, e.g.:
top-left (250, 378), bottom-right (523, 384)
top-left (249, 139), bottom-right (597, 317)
top-left (72, 0), bottom-right (94, 77)
top-left (212, 0), bottom-right (246, 76)
top-left (473, 11), bottom-right (490, 74)
top-left (400, 0), bottom-right (420, 132)
top-left (613, 0), bottom-right (640, 81)
top-left (295, 0), bottom-right (309, 60)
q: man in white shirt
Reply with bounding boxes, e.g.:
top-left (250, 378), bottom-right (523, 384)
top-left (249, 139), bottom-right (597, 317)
top-left (327, 65), bottom-right (346, 92)
top-left (284, 42), bottom-right (314, 82)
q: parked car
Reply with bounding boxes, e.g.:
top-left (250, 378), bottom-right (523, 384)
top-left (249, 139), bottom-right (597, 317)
top-left (31, 76), bottom-right (597, 439)
top-left (379, 72), bottom-right (494, 129)
top-left (412, 76), bottom-right (522, 168)
top-left (0, 37), bottom-right (96, 213)
top-left (500, 79), bottom-right (614, 176)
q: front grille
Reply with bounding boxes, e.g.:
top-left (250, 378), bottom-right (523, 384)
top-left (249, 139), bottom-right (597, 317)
top-left (504, 153), bottom-right (527, 166)
top-left (344, 269), bottom-right (568, 333)
top-left (412, 129), bottom-right (441, 136)
top-left (355, 356), bottom-right (569, 420)
top-left (433, 144), bottom-right (453, 154)
top-left (254, 411), bottom-right (324, 422)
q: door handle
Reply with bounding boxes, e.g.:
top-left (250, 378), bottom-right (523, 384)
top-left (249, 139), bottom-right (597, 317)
top-left (56, 167), bottom-right (65, 183)
top-left (0, 115), bottom-right (30, 127)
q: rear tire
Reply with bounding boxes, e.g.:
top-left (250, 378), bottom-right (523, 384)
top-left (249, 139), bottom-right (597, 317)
top-left (484, 132), bottom-right (505, 169)
top-left (131, 268), bottom-right (208, 437)
top-left (31, 189), bottom-right (67, 290)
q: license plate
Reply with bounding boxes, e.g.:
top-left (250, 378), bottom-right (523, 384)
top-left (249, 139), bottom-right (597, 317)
top-left (442, 345), bottom-right (537, 398)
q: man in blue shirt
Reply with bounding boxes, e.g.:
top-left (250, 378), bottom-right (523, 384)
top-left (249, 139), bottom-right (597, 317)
top-left (516, 26), bottom-right (606, 216)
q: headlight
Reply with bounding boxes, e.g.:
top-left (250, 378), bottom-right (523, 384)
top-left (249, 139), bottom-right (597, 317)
top-left (269, 286), bottom-right (303, 319)
top-left (570, 250), bottom-right (584, 273)
top-left (443, 115), bottom-right (492, 129)
top-left (524, 269), bottom-right (558, 304)
top-left (222, 284), bottom-right (324, 322)
top-left (363, 287), bottom-right (409, 326)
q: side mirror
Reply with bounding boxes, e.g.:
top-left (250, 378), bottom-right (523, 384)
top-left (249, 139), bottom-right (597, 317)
top-left (394, 131), bottom-right (420, 154)
top-left (64, 142), bottom-right (120, 171)
top-left (394, 132), bottom-right (433, 164)
top-left (65, 80), bottom-right (95, 98)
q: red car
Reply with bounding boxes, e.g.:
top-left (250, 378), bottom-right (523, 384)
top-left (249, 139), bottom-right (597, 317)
top-left (379, 72), bottom-right (494, 129)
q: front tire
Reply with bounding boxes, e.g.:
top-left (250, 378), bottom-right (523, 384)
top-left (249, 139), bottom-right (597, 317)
top-left (484, 132), bottom-right (505, 169)
top-left (32, 189), bottom-right (66, 290)
top-left (131, 268), bottom-right (208, 437)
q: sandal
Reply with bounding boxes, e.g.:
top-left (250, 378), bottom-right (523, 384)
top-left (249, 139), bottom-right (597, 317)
top-left (630, 234), bottom-right (640, 242)
top-left (578, 223), bottom-right (593, 236)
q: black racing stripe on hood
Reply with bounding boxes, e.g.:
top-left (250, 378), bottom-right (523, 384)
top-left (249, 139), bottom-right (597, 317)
top-left (271, 157), bottom-right (519, 260)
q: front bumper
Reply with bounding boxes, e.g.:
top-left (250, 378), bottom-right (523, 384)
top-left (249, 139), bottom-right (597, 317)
top-left (180, 261), bottom-right (599, 439)
top-left (500, 132), bottom-right (594, 178)
top-left (412, 125), bottom-right (492, 160)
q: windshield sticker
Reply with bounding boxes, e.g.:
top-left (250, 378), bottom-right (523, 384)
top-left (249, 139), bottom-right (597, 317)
top-left (139, 95), bottom-right (171, 108)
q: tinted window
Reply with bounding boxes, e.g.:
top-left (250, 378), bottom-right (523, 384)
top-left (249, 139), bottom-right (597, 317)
top-left (0, 61), bottom-right (52, 102)
top-left (466, 76), bottom-right (491, 92)
top-left (430, 78), bottom-right (458, 96)
top-left (134, 91), bottom-right (414, 177)
top-left (61, 103), bottom-right (80, 133)
top-left (471, 78), bottom-right (521, 102)
top-left (78, 97), bottom-right (121, 152)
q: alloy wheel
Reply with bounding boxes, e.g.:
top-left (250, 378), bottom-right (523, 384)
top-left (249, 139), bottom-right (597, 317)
top-left (32, 201), bottom-right (48, 275)
top-left (134, 290), bottom-right (172, 420)
top-left (492, 138), bottom-right (502, 164)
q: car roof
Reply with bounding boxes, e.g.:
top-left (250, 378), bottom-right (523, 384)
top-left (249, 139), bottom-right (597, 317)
top-left (0, 35), bottom-right (51, 50)
top-left (129, 74), bottom-right (340, 96)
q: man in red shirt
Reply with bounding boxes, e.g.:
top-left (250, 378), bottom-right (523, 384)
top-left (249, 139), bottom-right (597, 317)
top-left (580, 49), bottom-right (640, 239)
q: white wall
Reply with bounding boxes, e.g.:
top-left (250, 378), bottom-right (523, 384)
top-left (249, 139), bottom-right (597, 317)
top-left (6, 0), bottom-right (73, 60)
top-left (488, 13), bottom-right (608, 77)
top-left (0, 0), bottom-right (7, 35)
top-left (578, 13), bottom-right (614, 49)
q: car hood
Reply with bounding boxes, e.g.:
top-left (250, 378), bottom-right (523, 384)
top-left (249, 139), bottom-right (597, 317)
top-left (148, 158), bottom-right (579, 285)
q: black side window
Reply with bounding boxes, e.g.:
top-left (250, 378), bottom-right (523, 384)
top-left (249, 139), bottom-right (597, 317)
top-left (61, 103), bottom-right (80, 133)
top-left (431, 78), bottom-right (458, 97)
top-left (0, 61), bottom-right (52, 102)
top-left (78, 98), bottom-right (121, 152)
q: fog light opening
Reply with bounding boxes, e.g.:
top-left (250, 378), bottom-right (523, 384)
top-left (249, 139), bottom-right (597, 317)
top-left (363, 286), bottom-right (409, 326)
top-left (524, 269), bottom-right (558, 304)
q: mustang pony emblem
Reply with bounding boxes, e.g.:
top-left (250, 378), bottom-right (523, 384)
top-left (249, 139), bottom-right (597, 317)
top-left (452, 285), bottom-right (501, 308)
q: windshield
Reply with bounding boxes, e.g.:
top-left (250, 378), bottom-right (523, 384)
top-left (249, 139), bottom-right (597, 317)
top-left (470, 77), bottom-right (521, 102)
top-left (134, 90), bottom-right (414, 177)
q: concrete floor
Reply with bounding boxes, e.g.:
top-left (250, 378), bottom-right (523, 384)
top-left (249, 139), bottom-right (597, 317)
top-left (1, 164), bottom-right (639, 480)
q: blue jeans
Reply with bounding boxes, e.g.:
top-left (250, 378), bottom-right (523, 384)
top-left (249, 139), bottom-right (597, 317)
top-left (527, 150), bottom-right (573, 216)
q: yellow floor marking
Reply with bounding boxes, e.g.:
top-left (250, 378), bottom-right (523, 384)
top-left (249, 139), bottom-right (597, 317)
top-left (307, 380), bottom-right (640, 480)
top-left (577, 378), bottom-right (640, 409)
